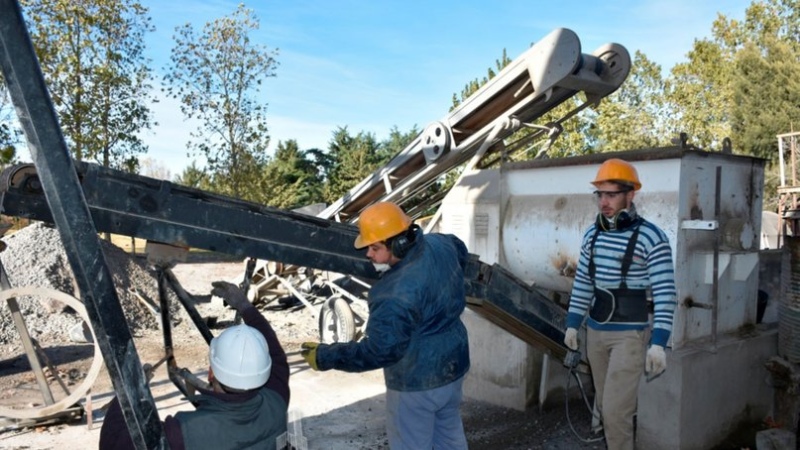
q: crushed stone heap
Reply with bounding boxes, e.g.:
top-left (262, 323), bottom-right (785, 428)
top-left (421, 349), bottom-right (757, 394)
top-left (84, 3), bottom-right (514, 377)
top-left (0, 222), bottom-right (181, 345)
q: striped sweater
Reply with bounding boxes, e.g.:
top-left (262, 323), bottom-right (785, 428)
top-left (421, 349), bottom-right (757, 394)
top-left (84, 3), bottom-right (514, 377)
top-left (565, 218), bottom-right (677, 347)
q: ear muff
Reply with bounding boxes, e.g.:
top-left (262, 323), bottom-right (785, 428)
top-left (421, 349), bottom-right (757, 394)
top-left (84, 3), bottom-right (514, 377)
top-left (389, 224), bottom-right (419, 259)
top-left (596, 210), bottom-right (635, 231)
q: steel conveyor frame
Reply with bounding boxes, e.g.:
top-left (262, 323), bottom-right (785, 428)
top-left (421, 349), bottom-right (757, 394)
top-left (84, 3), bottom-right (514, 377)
top-left (318, 27), bottom-right (631, 223)
top-left (0, 161), bottom-right (379, 280)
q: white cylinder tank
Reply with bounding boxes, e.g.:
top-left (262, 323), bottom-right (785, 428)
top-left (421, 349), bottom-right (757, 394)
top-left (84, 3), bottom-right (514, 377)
top-left (440, 147), bottom-right (766, 348)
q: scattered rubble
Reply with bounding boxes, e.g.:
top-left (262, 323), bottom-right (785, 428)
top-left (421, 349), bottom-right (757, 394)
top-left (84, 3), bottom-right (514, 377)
top-left (0, 222), bottom-right (181, 345)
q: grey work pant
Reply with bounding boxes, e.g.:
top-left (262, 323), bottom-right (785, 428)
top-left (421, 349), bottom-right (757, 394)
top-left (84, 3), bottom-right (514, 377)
top-left (385, 376), bottom-right (468, 450)
top-left (587, 328), bottom-right (648, 450)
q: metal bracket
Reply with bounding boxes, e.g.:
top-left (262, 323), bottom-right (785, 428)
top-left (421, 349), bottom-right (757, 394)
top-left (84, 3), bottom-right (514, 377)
top-left (680, 220), bottom-right (719, 230)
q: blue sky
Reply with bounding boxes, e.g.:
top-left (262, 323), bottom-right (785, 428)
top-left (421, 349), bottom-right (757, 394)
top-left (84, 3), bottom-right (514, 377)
top-left (139, 0), bottom-right (752, 175)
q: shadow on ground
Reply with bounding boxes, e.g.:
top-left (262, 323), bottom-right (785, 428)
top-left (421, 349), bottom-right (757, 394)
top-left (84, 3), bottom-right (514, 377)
top-left (297, 392), bottom-right (605, 450)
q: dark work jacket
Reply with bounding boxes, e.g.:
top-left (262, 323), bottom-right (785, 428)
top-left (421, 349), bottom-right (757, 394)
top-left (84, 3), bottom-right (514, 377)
top-left (176, 387), bottom-right (287, 449)
top-left (98, 306), bottom-right (290, 450)
top-left (316, 230), bottom-right (471, 391)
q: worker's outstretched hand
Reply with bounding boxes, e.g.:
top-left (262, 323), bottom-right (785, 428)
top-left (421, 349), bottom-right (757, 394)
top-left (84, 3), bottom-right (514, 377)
top-left (563, 328), bottom-right (578, 350)
top-left (211, 281), bottom-right (250, 312)
top-left (301, 342), bottom-right (320, 371)
top-left (645, 344), bottom-right (667, 376)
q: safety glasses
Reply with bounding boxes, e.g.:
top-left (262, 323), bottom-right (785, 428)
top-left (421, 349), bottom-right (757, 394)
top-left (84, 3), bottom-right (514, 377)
top-left (593, 190), bottom-right (630, 200)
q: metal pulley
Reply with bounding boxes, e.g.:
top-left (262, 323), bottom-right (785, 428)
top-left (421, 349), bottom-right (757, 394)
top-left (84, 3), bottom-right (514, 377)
top-left (0, 163), bottom-right (40, 194)
top-left (421, 121), bottom-right (451, 164)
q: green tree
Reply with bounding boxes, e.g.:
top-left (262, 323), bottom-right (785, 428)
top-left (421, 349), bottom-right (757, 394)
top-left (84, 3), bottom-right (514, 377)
top-left (321, 127), bottom-right (383, 204)
top-left (305, 146), bottom-right (334, 186)
top-left (664, 37), bottom-right (735, 151)
top-left (723, 1), bottom-right (800, 210)
top-left (732, 38), bottom-right (800, 160)
top-left (258, 139), bottom-right (323, 209)
top-left (22, 0), bottom-right (155, 169)
top-left (163, 3), bottom-right (278, 199)
top-left (726, 1), bottom-right (800, 160)
top-left (175, 161), bottom-right (212, 189)
top-left (379, 125), bottom-right (419, 163)
top-left (659, 0), bottom-right (800, 211)
top-left (664, 0), bottom-right (800, 155)
top-left (593, 51), bottom-right (671, 151)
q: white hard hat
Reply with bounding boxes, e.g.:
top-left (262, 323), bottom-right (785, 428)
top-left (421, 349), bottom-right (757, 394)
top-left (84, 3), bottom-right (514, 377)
top-left (209, 324), bottom-right (271, 390)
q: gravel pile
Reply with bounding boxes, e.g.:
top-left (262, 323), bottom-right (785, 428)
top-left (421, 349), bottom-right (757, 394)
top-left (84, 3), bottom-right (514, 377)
top-left (0, 222), bottom-right (180, 345)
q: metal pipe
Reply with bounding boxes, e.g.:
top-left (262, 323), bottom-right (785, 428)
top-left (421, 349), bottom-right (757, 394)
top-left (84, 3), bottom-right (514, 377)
top-left (163, 268), bottom-right (215, 345)
top-left (157, 270), bottom-right (174, 359)
top-left (711, 166), bottom-right (722, 350)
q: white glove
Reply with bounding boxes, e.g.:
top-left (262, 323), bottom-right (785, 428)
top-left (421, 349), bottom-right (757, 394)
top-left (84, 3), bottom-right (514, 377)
top-left (645, 345), bottom-right (667, 376)
top-left (564, 328), bottom-right (578, 350)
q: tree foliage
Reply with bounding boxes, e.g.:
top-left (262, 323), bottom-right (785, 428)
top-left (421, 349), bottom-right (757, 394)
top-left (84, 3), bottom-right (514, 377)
top-left (0, 81), bottom-right (19, 167)
top-left (665, 0), bottom-right (800, 158)
top-left (321, 127), bottom-right (386, 204)
top-left (727, 1), bottom-right (800, 160)
top-left (163, 3), bottom-right (278, 199)
top-left (22, 0), bottom-right (155, 168)
top-left (175, 161), bottom-right (212, 189)
top-left (664, 33), bottom-right (737, 150)
top-left (380, 125), bottom-right (420, 163)
top-left (593, 51), bottom-right (671, 151)
top-left (257, 140), bottom-right (323, 209)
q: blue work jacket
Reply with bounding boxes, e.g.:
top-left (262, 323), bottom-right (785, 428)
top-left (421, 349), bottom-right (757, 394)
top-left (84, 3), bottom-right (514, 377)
top-left (316, 230), bottom-right (471, 391)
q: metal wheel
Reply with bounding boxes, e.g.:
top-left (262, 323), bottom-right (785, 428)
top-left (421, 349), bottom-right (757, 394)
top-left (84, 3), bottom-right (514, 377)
top-left (0, 286), bottom-right (103, 420)
top-left (318, 297), bottom-right (356, 344)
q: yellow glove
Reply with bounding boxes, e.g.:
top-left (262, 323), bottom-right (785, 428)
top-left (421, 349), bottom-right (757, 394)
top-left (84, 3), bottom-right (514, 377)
top-left (301, 342), bottom-right (320, 371)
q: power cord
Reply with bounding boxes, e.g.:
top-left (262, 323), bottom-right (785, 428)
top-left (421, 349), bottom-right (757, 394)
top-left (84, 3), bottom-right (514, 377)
top-left (563, 350), bottom-right (605, 444)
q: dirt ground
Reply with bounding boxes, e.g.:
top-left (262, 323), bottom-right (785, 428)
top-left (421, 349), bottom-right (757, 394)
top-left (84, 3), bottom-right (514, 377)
top-left (0, 255), bottom-right (604, 450)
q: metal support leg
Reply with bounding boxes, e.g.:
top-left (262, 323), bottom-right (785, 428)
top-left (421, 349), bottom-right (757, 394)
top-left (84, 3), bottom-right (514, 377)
top-left (162, 269), bottom-right (214, 345)
top-left (0, 244), bottom-right (56, 407)
top-left (6, 298), bottom-right (55, 406)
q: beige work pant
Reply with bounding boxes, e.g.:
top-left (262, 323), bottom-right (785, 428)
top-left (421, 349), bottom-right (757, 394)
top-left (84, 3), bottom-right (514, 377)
top-left (587, 328), bottom-right (648, 450)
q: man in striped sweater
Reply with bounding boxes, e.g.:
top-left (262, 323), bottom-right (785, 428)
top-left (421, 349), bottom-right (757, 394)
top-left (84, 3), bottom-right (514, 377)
top-left (563, 158), bottom-right (677, 450)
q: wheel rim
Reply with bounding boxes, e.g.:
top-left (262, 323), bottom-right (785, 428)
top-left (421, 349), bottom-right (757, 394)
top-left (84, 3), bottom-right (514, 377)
top-left (318, 297), bottom-right (355, 343)
top-left (0, 286), bottom-right (103, 419)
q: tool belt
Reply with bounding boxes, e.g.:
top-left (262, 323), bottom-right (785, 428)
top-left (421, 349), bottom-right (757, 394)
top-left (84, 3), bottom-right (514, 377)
top-left (590, 286), bottom-right (649, 324)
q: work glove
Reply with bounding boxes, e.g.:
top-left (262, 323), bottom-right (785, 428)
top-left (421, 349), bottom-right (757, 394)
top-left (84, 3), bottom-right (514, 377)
top-left (211, 281), bottom-right (250, 312)
top-left (563, 327), bottom-right (578, 350)
top-left (645, 344), bottom-right (667, 376)
top-left (300, 342), bottom-right (320, 371)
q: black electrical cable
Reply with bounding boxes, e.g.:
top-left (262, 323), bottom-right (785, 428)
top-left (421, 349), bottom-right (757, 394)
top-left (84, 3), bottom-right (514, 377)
top-left (564, 364), bottom-right (605, 444)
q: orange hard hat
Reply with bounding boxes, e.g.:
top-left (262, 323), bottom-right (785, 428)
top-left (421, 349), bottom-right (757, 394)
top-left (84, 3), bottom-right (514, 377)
top-left (354, 202), bottom-right (412, 249)
top-left (592, 158), bottom-right (642, 191)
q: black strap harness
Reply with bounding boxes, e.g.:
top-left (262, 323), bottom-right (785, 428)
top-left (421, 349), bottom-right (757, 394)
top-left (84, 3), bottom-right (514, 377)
top-left (587, 219), bottom-right (650, 324)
